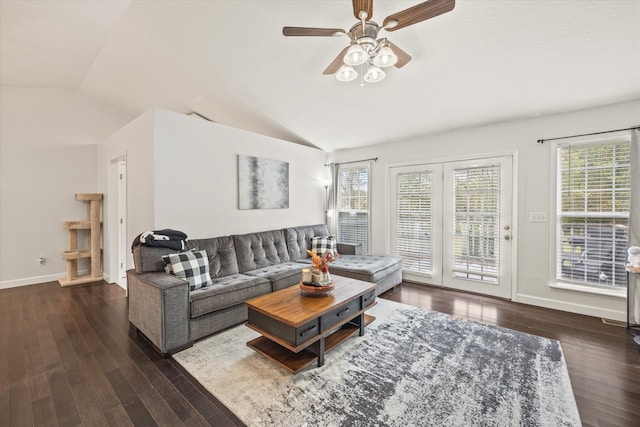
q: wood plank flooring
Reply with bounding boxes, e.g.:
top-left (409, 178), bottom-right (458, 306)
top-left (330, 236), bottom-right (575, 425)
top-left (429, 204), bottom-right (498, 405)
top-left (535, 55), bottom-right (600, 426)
top-left (0, 281), bottom-right (243, 427)
top-left (1, 280), bottom-right (638, 426)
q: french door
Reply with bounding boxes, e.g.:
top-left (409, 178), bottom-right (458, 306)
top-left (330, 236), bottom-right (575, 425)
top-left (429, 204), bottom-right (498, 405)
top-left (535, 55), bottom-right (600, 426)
top-left (390, 156), bottom-right (513, 299)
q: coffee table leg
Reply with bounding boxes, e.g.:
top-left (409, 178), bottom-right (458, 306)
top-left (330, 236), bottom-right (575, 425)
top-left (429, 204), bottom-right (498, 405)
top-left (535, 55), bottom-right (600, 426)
top-left (358, 313), bottom-right (366, 336)
top-left (318, 338), bottom-right (325, 367)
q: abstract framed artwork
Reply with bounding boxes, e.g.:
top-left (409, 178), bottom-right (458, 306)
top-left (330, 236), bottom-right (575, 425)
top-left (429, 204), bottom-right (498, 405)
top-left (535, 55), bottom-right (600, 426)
top-left (238, 155), bottom-right (289, 209)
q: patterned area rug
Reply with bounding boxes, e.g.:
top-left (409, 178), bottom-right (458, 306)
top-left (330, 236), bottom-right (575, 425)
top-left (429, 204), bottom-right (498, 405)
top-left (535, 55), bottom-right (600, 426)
top-left (173, 299), bottom-right (581, 426)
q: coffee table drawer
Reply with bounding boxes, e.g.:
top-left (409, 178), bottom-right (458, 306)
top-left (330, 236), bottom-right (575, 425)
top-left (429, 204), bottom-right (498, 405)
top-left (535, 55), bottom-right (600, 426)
top-left (296, 319), bottom-right (320, 344)
top-left (248, 310), bottom-right (320, 346)
top-left (362, 290), bottom-right (375, 309)
top-left (320, 298), bottom-right (360, 330)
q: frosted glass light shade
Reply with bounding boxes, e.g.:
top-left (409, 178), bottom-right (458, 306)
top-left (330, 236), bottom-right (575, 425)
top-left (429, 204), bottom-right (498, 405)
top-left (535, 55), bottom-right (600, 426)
top-left (364, 65), bottom-right (385, 83)
top-left (336, 64), bottom-right (357, 82)
top-left (373, 46), bottom-right (398, 68)
top-left (343, 44), bottom-right (368, 66)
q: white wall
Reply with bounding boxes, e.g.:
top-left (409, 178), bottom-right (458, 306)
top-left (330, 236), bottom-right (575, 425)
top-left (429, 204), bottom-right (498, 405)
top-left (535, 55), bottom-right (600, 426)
top-left (329, 100), bottom-right (640, 321)
top-left (152, 109), bottom-right (327, 237)
top-left (97, 110), bottom-right (155, 286)
top-left (0, 87), bottom-right (130, 288)
top-left (97, 108), bottom-right (327, 285)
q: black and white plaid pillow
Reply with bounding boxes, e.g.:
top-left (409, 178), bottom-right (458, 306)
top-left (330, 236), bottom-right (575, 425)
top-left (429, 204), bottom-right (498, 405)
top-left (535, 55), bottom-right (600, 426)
top-left (162, 250), bottom-right (212, 291)
top-left (311, 235), bottom-right (335, 257)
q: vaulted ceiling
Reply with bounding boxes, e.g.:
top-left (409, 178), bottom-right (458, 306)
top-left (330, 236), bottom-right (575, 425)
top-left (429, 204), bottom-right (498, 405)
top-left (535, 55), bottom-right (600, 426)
top-left (2, 0), bottom-right (639, 151)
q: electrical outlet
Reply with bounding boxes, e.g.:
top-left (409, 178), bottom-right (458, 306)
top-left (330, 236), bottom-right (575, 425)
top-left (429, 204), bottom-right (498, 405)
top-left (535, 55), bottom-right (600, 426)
top-left (38, 256), bottom-right (46, 266)
top-left (529, 212), bottom-right (548, 223)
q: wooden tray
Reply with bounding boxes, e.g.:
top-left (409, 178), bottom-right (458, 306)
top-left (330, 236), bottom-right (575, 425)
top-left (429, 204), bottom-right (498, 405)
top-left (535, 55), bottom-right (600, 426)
top-left (299, 282), bottom-right (334, 296)
top-left (626, 264), bottom-right (640, 273)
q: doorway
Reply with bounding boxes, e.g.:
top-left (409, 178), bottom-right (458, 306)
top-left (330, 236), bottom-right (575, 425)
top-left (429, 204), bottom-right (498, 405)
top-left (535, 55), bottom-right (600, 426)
top-left (117, 159), bottom-right (127, 290)
top-left (390, 155), bottom-right (514, 299)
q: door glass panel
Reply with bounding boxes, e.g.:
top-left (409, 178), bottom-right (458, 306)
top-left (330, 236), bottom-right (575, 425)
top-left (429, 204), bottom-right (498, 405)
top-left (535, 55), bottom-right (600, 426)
top-left (452, 165), bottom-right (500, 283)
top-left (396, 171), bottom-right (433, 274)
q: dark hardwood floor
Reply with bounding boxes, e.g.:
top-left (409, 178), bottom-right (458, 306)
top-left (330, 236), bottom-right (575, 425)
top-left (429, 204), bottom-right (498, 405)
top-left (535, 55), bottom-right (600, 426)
top-left (1, 280), bottom-right (638, 426)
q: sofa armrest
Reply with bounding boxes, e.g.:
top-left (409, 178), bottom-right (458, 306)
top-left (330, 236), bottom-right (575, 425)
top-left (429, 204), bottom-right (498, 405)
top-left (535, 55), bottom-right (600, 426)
top-left (127, 270), bottom-right (190, 355)
top-left (337, 242), bottom-right (362, 255)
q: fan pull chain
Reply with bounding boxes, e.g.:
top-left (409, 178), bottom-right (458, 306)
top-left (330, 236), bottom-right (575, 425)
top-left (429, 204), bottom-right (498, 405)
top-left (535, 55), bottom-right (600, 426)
top-left (360, 64), bottom-right (364, 87)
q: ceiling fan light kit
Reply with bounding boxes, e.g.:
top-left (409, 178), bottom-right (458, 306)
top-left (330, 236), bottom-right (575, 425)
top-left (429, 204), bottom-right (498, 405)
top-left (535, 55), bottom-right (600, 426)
top-left (373, 44), bottom-right (398, 67)
top-left (344, 43), bottom-right (368, 66)
top-left (283, 0), bottom-right (455, 85)
top-left (364, 65), bottom-right (385, 83)
top-left (336, 64), bottom-right (358, 82)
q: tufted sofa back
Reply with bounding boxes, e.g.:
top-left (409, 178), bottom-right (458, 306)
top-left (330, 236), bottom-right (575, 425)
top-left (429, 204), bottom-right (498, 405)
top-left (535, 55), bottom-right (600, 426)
top-left (132, 225), bottom-right (332, 277)
top-left (285, 224), bottom-right (330, 261)
top-left (233, 229), bottom-right (291, 273)
top-left (185, 236), bottom-right (239, 279)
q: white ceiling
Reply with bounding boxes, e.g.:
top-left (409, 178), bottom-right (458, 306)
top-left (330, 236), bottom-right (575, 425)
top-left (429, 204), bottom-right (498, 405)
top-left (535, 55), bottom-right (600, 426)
top-left (2, 0), bottom-right (639, 151)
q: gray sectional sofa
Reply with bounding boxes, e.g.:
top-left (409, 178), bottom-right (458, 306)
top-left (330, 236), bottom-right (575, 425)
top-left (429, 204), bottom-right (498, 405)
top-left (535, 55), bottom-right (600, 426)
top-left (127, 224), bottom-right (403, 355)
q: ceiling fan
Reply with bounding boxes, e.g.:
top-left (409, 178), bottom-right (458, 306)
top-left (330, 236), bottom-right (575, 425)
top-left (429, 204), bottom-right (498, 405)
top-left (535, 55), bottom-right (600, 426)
top-left (283, 0), bottom-right (455, 84)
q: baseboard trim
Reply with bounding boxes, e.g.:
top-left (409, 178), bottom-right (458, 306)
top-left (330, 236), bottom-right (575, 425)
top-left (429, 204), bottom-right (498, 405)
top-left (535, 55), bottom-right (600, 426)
top-left (1, 269), bottom-right (90, 289)
top-left (516, 293), bottom-right (626, 322)
top-left (1, 273), bottom-right (65, 289)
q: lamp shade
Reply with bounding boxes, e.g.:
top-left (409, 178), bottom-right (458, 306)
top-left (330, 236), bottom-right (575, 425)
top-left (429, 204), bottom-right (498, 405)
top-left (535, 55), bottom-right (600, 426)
top-left (336, 64), bottom-right (357, 82)
top-left (373, 45), bottom-right (398, 68)
top-left (364, 65), bottom-right (385, 83)
top-left (343, 44), bottom-right (368, 66)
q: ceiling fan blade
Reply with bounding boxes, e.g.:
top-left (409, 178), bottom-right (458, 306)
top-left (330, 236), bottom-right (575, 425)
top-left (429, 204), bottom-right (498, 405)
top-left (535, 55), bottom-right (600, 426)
top-left (323, 46), bottom-right (350, 75)
top-left (387, 41), bottom-right (412, 68)
top-left (383, 0), bottom-right (455, 32)
top-left (352, 0), bottom-right (373, 20)
top-left (283, 27), bottom-right (345, 37)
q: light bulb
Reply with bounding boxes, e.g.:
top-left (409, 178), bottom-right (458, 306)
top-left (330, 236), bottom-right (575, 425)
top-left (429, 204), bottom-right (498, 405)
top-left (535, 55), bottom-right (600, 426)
top-left (336, 64), bottom-right (357, 82)
top-left (373, 45), bottom-right (398, 68)
top-left (343, 44), bottom-right (368, 66)
top-left (364, 65), bottom-right (385, 83)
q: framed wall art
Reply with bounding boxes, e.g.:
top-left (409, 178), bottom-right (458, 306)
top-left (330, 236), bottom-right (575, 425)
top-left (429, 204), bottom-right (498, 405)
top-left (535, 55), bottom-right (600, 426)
top-left (238, 155), bottom-right (289, 209)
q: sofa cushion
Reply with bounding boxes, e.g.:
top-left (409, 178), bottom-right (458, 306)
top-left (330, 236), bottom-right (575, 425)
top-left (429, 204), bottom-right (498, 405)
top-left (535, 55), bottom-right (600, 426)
top-left (132, 246), bottom-right (177, 273)
top-left (189, 274), bottom-right (270, 318)
top-left (186, 236), bottom-right (239, 278)
top-left (284, 224), bottom-right (331, 261)
top-left (163, 250), bottom-right (212, 291)
top-left (234, 229), bottom-right (291, 273)
top-left (244, 261), bottom-right (306, 292)
top-left (311, 235), bottom-right (336, 257)
top-left (316, 255), bottom-right (403, 284)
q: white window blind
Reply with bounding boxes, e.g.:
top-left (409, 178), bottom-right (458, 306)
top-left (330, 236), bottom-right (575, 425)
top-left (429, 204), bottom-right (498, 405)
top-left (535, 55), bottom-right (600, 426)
top-left (452, 166), bottom-right (500, 283)
top-left (557, 140), bottom-right (630, 287)
top-left (396, 172), bottom-right (433, 274)
top-left (338, 165), bottom-right (369, 253)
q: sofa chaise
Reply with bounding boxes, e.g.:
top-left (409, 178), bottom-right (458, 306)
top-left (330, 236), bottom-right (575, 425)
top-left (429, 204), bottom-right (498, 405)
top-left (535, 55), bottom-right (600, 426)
top-left (127, 224), bottom-right (403, 355)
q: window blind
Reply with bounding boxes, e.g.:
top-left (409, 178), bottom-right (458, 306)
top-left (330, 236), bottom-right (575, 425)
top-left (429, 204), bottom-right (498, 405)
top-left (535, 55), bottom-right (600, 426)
top-left (338, 212), bottom-right (368, 253)
top-left (557, 141), bottom-right (630, 287)
top-left (395, 172), bottom-right (433, 274)
top-left (452, 166), bottom-right (500, 283)
top-left (338, 165), bottom-right (369, 253)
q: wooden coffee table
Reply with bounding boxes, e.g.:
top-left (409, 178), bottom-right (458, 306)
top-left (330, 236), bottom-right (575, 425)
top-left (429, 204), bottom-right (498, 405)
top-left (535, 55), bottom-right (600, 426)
top-left (245, 276), bottom-right (376, 373)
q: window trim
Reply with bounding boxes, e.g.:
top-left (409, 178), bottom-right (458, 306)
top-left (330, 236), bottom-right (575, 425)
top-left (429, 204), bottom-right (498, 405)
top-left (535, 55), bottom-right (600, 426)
top-left (336, 161), bottom-right (371, 253)
top-left (549, 131), bottom-right (632, 293)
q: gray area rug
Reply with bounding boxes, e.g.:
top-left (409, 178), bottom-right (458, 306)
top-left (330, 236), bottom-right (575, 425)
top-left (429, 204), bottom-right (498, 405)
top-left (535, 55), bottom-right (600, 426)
top-left (173, 299), bottom-right (581, 426)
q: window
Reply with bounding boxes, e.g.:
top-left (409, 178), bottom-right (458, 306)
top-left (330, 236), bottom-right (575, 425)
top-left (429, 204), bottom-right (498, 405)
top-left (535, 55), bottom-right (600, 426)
top-left (337, 164), bottom-right (370, 253)
top-left (395, 170), bottom-right (433, 275)
top-left (556, 137), bottom-right (630, 288)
